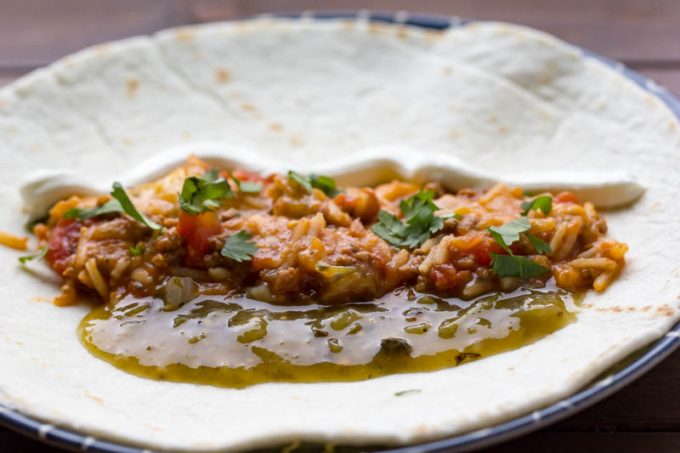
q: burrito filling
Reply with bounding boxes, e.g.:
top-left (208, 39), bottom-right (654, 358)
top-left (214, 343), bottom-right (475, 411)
top-left (24, 157), bottom-right (627, 386)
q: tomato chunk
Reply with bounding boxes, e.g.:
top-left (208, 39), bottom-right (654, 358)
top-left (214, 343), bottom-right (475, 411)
top-left (469, 237), bottom-right (504, 267)
top-left (46, 219), bottom-right (82, 274)
top-left (554, 191), bottom-right (581, 204)
top-left (177, 211), bottom-right (222, 265)
top-left (232, 169), bottom-right (266, 183)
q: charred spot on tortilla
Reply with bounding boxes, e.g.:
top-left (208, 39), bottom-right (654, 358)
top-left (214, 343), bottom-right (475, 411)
top-left (24, 156), bottom-right (627, 387)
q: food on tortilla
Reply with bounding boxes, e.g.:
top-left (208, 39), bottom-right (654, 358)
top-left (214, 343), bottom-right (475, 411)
top-left (20, 156), bottom-right (626, 386)
top-left (31, 156), bottom-right (626, 306)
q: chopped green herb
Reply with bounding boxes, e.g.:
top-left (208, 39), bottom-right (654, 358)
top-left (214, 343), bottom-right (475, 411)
top-left (394, 389), bottom-right (422, 397)
top-left (18, 247), bottom-right (48, 265)
top-left (310, 174), bottom-right (339, 197)
top-left (400, 190), bottom-right (444, 231)
top-left (490, 253), bottom-right (550, 279)
top-left (371, 211), bottom-right (407, 246)
top-left (521, 195), bottom-right (552, 216)
top-left (64, 199), bottom-right (123, 220)
top-left (220, 231), bottom-right (258, 262)
top-left (288, 170), bottom-right (312, 192)
top-left (227, 171), bottom-right (263, 194)
top-left (111, 182), bottom-right (162, 231)
top-left (487, 217), bottom-right (551, 279)
top-left (487, 217), bottom-right (531, 254)
top-left (179, 170), bottom-right (234, 215)
top-left (203, 168), bottom-right (220, 182)
top-left (288, 171), bottom-right (339, 197)
top-left (129, 243), bottom-right (144, 256)
top-left (527, 234), bottom-right (552, 255)
top-left (372, 190), bottom-right (445, 248)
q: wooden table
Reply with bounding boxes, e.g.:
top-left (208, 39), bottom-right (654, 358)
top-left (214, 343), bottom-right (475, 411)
top-left (1, 1), bottom-right (679, 451)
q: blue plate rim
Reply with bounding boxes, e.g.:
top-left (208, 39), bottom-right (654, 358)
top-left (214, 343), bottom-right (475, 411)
top-left (1, 9), bottom-right (679, 453)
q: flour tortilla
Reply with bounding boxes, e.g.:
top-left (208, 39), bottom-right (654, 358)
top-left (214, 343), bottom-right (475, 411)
top-left (0, 18), bottom-right (679, 451)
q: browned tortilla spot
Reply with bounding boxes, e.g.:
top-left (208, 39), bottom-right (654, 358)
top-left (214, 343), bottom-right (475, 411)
top-left (341, 20), bottom-right (355, 30)
top-left (587, 303), bottom-right (675, 317)
top-left (143, 422), bottom-right (163, 432)
top-left (414, 424), bottom-right (431, 436)
top-left (289, 135), bottom-right (303, 146)
top-left (94, 45), bottom-right (110, 55)
top-left (126, 78), bottom-right (139, 98)
top-left (367, 23), bottom-right (382, 34)
top-left (424, 30), bottom-right (443, 42)
top-left (656, 304), bottom-right (675, 317)
top-left (30, 296), bottom-right (51, 304)
top-left (175, 29), bottom-right (195, 43)
top-left (85, 390), bottom-right (105, 405)
top-left (215, 68), bottom-right (230, 84)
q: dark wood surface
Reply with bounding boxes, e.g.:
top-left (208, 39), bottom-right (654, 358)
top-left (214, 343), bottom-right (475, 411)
top-left (1, 1), bottom-right (678, 452)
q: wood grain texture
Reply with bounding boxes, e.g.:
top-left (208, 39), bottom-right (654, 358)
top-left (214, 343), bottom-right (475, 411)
top-left (0, 0), bottom-right (192, 69)
top-left (1, 1), bottom-right (679, 452)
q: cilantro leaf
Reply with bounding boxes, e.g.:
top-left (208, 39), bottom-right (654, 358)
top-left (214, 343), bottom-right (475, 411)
top-left (372, 211), bottom-right (408, 247)
top-left (310, 174), bottom-right (339, 197)
top-left (288, 171), bottom-right (339, 197)
top-left (129, 243), bottom-right (144, 256)
top-left (220, 231), bottom-right (258, 262)
top-left (18, 247), bottom-right (48, 265)
top-left (227, 171), bottom-right (262, 194)
top-left (203, 168), bottom-right (221, 182)
top-left (64, 199), bottom-right (123, 220)
top-left (394, 389), bottom-right (422, 397)
top-left (179, 171), bottom-right (234, 215)
top-left (490, 254), bottom-right (550, 279)
top-left (400, 191), bottom-right (444, 236)
top-left (487, 217), bottom-right (531, 254)
top-left (111, 182), bottom-right (162, 231)
top-left (527, 234), bottom-right (552, 255)
top-left (288, 171), bottom-right (312, 192)
top-left (487, 218), bottom-right (551, 279)
top-left (521, 195), bottom-right (552, 216)
top-left (372, 191), bottom-right (445, 248)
